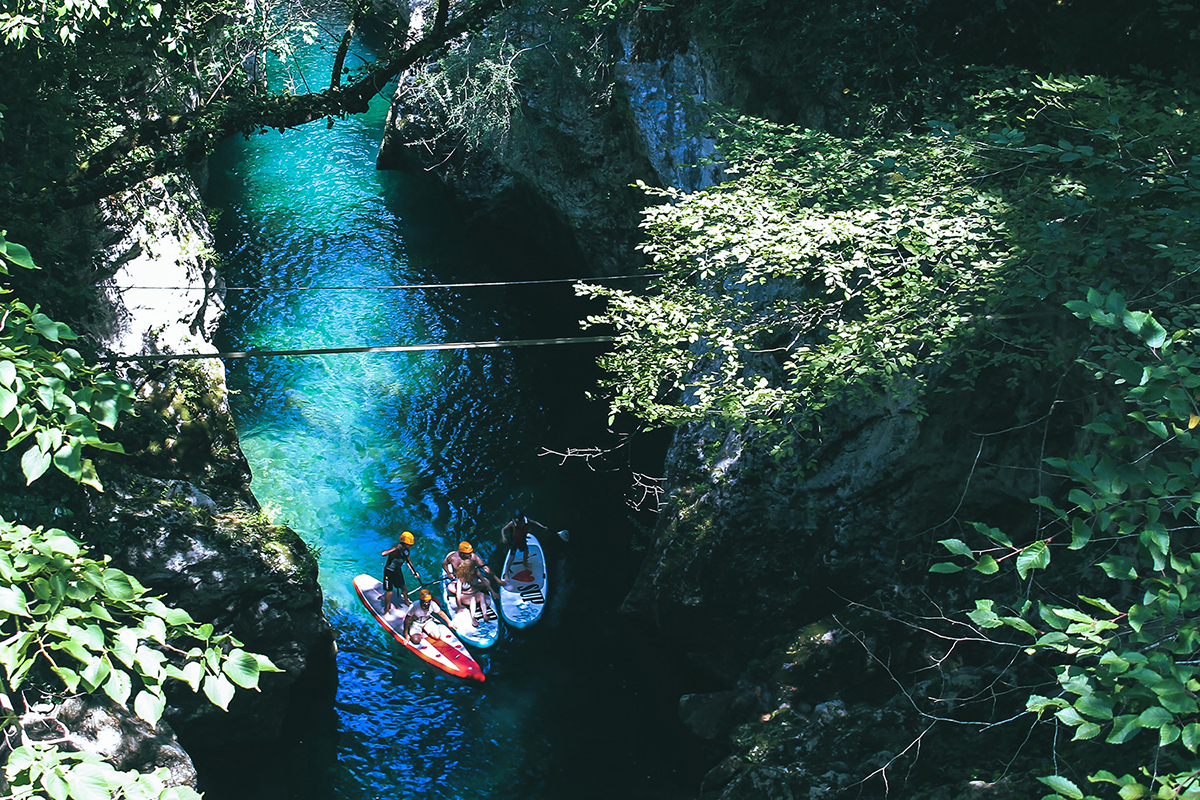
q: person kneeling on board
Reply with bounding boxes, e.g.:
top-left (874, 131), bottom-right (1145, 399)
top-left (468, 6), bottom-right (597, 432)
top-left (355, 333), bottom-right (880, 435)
top-left (381, 530), bottom-right (422, 613)
top-left (500, 510), bottom-right (546, 568)
top-left (443, 540), bottom-right (501, 627)
top-left (403, 589), bottom-right (453, 644)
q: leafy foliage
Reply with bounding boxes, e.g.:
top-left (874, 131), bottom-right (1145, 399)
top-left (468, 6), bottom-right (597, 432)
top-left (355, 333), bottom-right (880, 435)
top-left (0, 233), bottom-right (281, 800)
top-left (580, 73), bottom-right (1200, 458)
top-left (0, 231), bottom-right (134, 490)
top-left (6, 744), bottom-right (201, 800)
top-left (0, 517), bottom-right (280, 717)
top-left (402, 38), bottom-right (525, 152)
top-left (937, 295), bottom-right (1200, 799)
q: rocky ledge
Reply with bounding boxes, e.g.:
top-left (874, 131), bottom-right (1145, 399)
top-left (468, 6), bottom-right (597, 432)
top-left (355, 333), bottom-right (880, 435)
top-left (5, 173), bottom-right (338, 791)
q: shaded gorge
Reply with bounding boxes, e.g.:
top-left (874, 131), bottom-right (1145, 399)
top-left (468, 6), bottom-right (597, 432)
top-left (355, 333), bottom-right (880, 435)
top-left (200, 23), bottom-right (700, 800)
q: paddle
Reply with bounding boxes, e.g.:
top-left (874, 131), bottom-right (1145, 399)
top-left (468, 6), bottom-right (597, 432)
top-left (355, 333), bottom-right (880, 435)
top-left (556, 529), bottom-right (569, 542)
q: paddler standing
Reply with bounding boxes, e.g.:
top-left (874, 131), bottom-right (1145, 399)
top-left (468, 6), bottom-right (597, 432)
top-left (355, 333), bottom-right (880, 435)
top-left (403, 589), bottom-right (453, 644)
top-left (500, 510), bottom-right (547, 568)
top-left (381, 531), bottom-right (421, 613)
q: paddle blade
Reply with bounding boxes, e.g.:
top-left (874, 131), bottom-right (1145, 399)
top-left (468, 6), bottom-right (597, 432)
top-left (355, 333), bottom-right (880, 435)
top-left (557, 529), bottom-right (569, 542)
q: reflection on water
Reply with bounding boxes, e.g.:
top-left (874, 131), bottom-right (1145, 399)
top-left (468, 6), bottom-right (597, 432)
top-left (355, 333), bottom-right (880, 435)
top-left (206, 26), bottom-right (696, 800)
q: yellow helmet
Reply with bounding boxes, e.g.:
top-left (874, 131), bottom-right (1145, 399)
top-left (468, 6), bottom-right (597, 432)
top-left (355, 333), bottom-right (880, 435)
top-left (458, 541), bottom-right (474, 555)
top-left (400, 531), bottom-right (415, 546)
top-left (419, 589), bottom-right (432, 601)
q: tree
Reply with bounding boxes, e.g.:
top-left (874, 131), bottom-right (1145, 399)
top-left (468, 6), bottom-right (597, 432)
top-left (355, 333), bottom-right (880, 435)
top-left (577, 70), bottom-right (1200, 796)
top-left (0, 0), bottom-right (506, 215)
top-left (936, 293), bottom-right (1200, 800)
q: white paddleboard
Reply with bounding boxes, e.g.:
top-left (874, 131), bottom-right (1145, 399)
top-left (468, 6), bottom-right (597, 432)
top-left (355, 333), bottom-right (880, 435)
top-left (441, 561), bottom-right (501, 648)
top-left (499, 532), bottom-right (547, 628)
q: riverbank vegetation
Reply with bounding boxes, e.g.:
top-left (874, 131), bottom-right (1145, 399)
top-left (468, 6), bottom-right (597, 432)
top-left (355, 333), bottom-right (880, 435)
top-left (0, 236), bottom-right (282, 799)
top-left (571, 2), bottom-right (1200, 797)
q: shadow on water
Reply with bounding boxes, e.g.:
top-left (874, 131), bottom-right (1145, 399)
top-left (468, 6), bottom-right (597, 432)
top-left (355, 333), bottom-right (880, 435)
top-left (198, 23), bottom-right (707, 800)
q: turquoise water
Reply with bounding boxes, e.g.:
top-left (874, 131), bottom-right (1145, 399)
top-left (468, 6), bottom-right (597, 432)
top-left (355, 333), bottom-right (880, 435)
top-left (205, 28), bottom-right (697, 800)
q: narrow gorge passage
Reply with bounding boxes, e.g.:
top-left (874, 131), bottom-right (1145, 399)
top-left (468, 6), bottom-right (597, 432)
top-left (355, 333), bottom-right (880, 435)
top-left (203, 23), bottom-right (696, 800)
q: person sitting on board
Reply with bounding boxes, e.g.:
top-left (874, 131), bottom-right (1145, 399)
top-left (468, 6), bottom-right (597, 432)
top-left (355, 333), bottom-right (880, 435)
top-left (442, 541), bottom-right (502, 626)
top-left (500, 510), bottom-right (547, 568)
top-left (381, 531), bottom-right (422, 614)
top-left (403, 589), bottom-right (452, 645)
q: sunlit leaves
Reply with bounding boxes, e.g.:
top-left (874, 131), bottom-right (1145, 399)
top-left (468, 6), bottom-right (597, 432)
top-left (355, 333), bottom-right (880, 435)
top-left (4, 744), bottom-right (203, 800)
top-left (0, 235), bottom-right (134, 490)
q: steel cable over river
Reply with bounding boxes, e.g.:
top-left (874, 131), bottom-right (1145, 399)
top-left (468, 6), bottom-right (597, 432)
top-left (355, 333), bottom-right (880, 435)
top-left (200, 20), bottom-right (696, 800)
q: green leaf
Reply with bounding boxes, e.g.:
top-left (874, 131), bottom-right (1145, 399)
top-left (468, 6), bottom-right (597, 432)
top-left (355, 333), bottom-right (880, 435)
top-left (971, 522), bottom-right (1013, 546)
top-left (973, 554), bottom-right (999, 574)
top-left (0, 584), bottom-right (29, 617)
top-left (1068, 518), bottom-right (1092, 550)
top-left (51, 439), bottom-right (82, 481)
top-left (1152, 681), bottom-right (1198, 714)
top-left (21, 443), bottom-right (51, 484)
top-left (255, 653), bottom-right (283, 673)
top-left (1079, 596), bottom-right (1119, 616)
top-left (928, 563), bottom-right (962, 573)
top-left (31, 313), bottom-right (61, 343)
top-left (1136, 706), bottom-right (1173, 728)
top-left (80, 655), bottom-right (111, 692)
top-left (101, 569), bottom-right (136, 601)
top-left (1107, 714), bottom-right (1141, 744)
top-left (938, 538), bottom-right (974, 557)
top-left (1075, 694), bottom-right (1114, 721)
top-left (41, 769), bottom-right (69, 800)
top-left (222, 648), bottom-right (262, 690)
top-left (0, 237), bottom-right (36, 270)
top-left (1183, 722), bottom-right (1200, 751)
top-left (170, 660), bottom-right (203, 692)
top-left (1142, 318), bottom-right (1168, 349)
top-left (1027, 694), bottom-right (1069, 715)
top-left (103, 668), bottom-right (131, 706)
top-left (1117, 780), bottom-right (1147, 800)
top-left (65, 764), bottom-right (117, 800)
top-left (1056, 706), bottom-right (1086, 726)
top-left (133, 690), bottom-right (166, 726)
top-left (1016, 540), bottom-right (1050, 579)
top-left (1038, 775), bottom-right (1083, 800)
top-left (203, 673), bottom-right (236, 711)
top-left (52, 665), bottom-right (79, 692)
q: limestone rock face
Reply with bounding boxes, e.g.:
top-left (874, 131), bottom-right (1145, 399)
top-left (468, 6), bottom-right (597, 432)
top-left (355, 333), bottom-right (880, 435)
top-left (92, 174), bottom-right (226, 359)
top-left (94, 474), bottom-right (335, 743)
top-left (61, 173), bottom-right (338, 772)
top-left (18, 696), bottom-right (197, 787)
top-left (378, 6), bottom-right (738, 274)
top-left (614, 25), bottom-right (735, 194)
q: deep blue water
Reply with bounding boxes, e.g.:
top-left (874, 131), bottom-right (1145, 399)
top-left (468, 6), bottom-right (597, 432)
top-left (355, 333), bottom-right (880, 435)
top-left (204, 26), bottom-right (698, 800)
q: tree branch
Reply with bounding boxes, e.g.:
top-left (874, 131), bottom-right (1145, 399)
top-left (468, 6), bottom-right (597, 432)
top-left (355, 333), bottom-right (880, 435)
top-left (53, 0), bottom-right (506, 208)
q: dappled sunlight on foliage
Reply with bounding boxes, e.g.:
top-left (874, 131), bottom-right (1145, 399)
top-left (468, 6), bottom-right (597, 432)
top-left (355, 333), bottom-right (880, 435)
top-left (580, 72), bottom-right (1200, 459)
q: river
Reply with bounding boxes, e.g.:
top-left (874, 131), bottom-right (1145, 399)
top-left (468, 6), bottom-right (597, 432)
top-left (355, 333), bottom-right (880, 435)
top-left (203, 22), bottom-right (697, 800)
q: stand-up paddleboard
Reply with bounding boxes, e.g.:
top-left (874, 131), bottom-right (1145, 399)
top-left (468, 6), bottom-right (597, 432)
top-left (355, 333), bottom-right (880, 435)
top-left (441, 562), bottom-right (501, 648)
top-left (499, 532), bottom-right (547, 628)
top-left (353, 574), bottom-right (484, 682)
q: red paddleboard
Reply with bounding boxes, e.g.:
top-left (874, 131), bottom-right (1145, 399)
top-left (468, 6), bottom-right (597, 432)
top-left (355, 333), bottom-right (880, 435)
top-left (353, 574), bottom-right (484, 682)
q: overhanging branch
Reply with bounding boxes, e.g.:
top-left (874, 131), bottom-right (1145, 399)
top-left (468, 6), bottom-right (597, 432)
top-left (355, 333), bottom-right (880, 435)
top-left (54, 0), bottom-right (506, 208)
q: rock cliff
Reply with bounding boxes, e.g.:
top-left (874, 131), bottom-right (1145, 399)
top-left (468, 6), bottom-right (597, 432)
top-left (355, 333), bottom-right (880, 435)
top-left (2, 173), bottom-right (337, 789)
